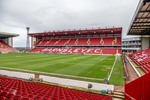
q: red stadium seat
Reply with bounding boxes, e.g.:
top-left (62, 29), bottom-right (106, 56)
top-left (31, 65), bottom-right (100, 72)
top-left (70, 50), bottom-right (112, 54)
top-left (0, 76), bottom-right (112, 100)
top-left (0, 96), bottom-right (5, 100)
top-left (55, 39), bottom-right (68, 46)
top-left (0, 40), bottom-right (17, 53)
top-left (77, 38), bottom-right (88, 45)
top-left (67, 39), bottom-right (77, 46)
top-left (129, 48), bottom-right (150, 73)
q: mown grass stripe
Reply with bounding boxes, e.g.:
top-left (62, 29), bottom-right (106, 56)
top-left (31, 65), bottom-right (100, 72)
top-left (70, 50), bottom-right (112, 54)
top-left (0, 53), bottom-right (123, 85)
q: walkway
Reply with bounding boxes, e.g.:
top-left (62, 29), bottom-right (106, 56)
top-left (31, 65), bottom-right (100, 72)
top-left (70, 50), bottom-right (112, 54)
top-left (0, 70), bottom-right (114, 91)
top-left (124, 55), bottom-right (139, 82)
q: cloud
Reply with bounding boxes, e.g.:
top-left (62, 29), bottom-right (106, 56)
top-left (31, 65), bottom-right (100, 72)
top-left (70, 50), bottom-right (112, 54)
top-left (0, 0), bottom-right (140, 47)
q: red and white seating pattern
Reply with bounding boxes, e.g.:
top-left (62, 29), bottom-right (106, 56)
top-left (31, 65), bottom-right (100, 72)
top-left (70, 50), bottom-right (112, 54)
top-left (31, 37), bottom-right (121, 55)
top-left (0, 40), bottom-right (17, 53)
top-left (129, 48), bottom-right (150, 73)
top-left (55, 39), bottom-right (68, 46)
top-left (0, 76), bottom-right (111, 100)
top-left (90, 38), bottom-right (101, 45)
top-left (66, 39), bottom-right (76, 46)
top-left (35, 37), bottom-right (121, 46)
top-left (30, 48), bottom-right (121, 55)
top-left (29, 48), bottom-right (44, 53)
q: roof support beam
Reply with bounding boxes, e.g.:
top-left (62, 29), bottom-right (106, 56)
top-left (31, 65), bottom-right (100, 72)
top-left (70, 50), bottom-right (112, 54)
top-left (132, 25), bottom-right (150, 27)
top-left (131, 27), bottom-right (150, 29)
top-left (139, 10), bottom-right (150, 13)
top-left (133, 22), bottom-right (150, 24)
top-left (136, 17), bottom-right (150, 19)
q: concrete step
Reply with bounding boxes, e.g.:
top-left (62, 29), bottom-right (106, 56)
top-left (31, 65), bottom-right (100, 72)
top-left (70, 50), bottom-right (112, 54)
top-left (113, 94), bottom-right (124, 99)
top-left (113, 97), bottom-right (124, 100)
top-left (113, 91), bottom-right (124, 96)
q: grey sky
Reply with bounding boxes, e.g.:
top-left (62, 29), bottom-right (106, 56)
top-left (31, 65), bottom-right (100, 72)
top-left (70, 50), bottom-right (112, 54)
top-left (0, 0), bottom-right (140, 47)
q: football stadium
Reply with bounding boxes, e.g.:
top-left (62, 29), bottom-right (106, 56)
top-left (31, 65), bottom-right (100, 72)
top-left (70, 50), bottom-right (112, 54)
top-left (0, 0), bottom-right (150, 100)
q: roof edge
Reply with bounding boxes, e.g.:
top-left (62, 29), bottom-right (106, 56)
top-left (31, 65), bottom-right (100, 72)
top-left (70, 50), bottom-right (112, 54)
top-left (0, 32), bottom-right (19, 38)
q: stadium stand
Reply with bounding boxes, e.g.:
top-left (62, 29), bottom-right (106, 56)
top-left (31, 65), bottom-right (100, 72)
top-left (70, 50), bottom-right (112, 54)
top-left (129, 48), bottom-right (150, 73)
top-left (125, 0), bottom-right (150, 99)
top-left (0, 32), bottom-right (19, 53)
top-left (35, 37), bottom-right (121, 47)
top-left (0, 75), bottom-right (112, 100)
top-left (0, 40), bottom-right (17, 53)
top-left (29, 27), bottom-right (122, 55)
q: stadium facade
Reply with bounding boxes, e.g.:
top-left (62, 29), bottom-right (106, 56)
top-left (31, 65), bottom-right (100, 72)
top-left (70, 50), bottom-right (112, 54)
top-left (122, 37), bottom-right (141, 53)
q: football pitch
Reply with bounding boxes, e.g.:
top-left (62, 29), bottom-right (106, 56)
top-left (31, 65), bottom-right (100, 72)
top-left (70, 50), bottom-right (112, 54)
top-left (0, 53), bottom-right (124, 85)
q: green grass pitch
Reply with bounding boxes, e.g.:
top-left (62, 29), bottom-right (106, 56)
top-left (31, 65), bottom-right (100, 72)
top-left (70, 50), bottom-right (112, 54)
top-left (0, 53), bottom-right (124, 85)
